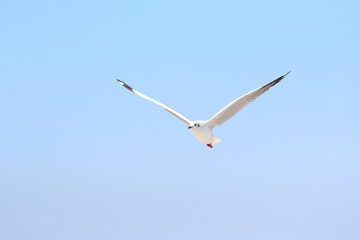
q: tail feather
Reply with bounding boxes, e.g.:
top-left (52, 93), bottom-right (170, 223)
top-left (212, 137), bottom-right (221, 145)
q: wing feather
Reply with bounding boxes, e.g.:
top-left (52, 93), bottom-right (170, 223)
top-left (206, 72), bottom-right (290, 129)
top-left (117, 80), bottom-right (191, 125)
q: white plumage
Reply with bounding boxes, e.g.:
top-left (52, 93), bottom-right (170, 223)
top-left (117, 71), bottom-right (290, 148)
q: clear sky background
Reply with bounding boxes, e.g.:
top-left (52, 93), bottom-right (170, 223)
top-left (1, 0), bottom-right (359, 239)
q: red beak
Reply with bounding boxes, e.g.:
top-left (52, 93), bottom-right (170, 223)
top-left (188, 126), bottom-right (192, 129)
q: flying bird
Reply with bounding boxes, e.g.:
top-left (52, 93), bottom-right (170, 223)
top-left (117, 72), bottom-right (290, 148)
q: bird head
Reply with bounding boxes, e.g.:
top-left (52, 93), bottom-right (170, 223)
top-left (188, 122), bottom-right (201, 129)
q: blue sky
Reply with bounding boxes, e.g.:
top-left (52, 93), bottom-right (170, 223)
top-left (1, 0), bottom-right (359, 239)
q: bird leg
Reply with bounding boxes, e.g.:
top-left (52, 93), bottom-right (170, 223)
top-left (207, 143), bottom-right (213, 148)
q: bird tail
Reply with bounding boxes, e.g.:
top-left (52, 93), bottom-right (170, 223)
top-left (212, 137), bottom-right (221, 145)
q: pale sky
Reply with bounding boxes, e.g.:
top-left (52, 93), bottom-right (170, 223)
top-left (1, 1), bottom-right (359, 239)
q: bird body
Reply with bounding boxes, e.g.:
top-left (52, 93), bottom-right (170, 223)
top-left (117, 71), bottom-right (290, 148)
top-left (189, 120), bottom-right (221, 147)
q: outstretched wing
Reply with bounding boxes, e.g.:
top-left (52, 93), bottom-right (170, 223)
top-left (206, 72), bottom-right (290, 129)
top-left (117, 80), bottom-right (191, 125)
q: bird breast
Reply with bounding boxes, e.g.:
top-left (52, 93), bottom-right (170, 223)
top-left (191, 125), bottom-right (214, 144)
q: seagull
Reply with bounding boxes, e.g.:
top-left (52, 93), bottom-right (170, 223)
top-left (117, 72), bottom-right (290, 148)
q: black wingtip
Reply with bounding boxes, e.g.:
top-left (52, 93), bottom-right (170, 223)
top-left (279, 71), bottom-right (291, 79)
top-left (275, 71), bottom-right (291, 82)
top-left (262, 71), bottom-right (291, 89)
top-left (116, 79), bottom-right (134, 92)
